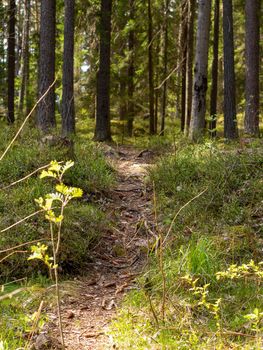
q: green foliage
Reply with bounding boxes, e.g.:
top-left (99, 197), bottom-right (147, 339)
top-left (111, 142), bottom-right (263, 349)
top-left (0, 126), bottom-right (114, 280)
top-left (0, 281), bottom-right (48, 349)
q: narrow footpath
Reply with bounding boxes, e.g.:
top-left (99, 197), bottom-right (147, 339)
top-left (42, 146), bottom-right (156, 350)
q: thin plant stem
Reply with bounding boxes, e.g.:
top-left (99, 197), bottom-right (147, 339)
top-left (163, 187), bottom-right (208, 245)
top-left (0, 239), bottom-right (46, 254)
top-left (0, 209), bottom-right (45, 234)
top-left (0, 161), bottom-right (62, 191)
top-left (50, 222), bottom-right (65, 349)
top-left (0, 78), bottom-right (57, 162)
top-left (55, 203), bottom-right (65, 255)
top-left (153, 181), bottom-right (166, 323)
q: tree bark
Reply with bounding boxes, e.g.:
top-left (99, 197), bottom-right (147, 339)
top-left (94, 0), bottom-right (112, 142)
top-left (148, 0), bottom-right (155, 135)
top-left (180, 0), bottom-right (188, 132)
top-left (62, 0), bottom-right (75, 136)
top-left (7, 0), bottom-right (16, 124)
top-left (127, 0), bottom-right (135, 136)
top-left (189, 0), bottom-right (211, 141)
top-left (160, 0), bottom-right (169, 136)
top-left (222, 0), bottom-right (238, 139)
top-left (19, 0), bottom-right (31, 114)
top-left (244, 0), bottom-right (260, 136)
top-left (184, 0), bottom-right (195, 136)
top-left (209, 0), bottom-right (219, 138)
top-left (37, 0), bottom-right (56, 133)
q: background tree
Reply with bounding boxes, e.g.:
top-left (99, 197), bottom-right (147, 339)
top-left (148, 0), bottom-right (155, 135)
top-left (127, 0), bottom-right (135, 136)
top-left (189, 0), bottom-right (211, 141)
top-left (37, 0), bottom-right (56, 133)
top-left (94, 0), bottom-right (112, 142)
top-left (180, 0), bottom-right (188, 133)
top-left (184, 0), bottom-right (195, 136)
top-left (7, 0), bottom-right (16, 124)
top-left (160, 0), bottom-right (169, 136)
top-left (223, 0), bottom-right (238, 139)
top-left (62, 0), bottom-right (75, 136)
top-left (244, 0), bottom-right (260, 136)
top-left (209, 0), bottom-right (220, 138)
top-left (19, 0), bottom-right (31, 114)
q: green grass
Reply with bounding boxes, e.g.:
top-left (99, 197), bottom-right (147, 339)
top-left (111, 139), bottom-right (263, 349)
top-left (0, 122), bottom-right (115, 280)
top-left (0, 278), bottom-right (50, 349)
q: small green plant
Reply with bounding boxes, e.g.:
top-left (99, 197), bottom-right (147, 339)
top-left (28, 160), bottom-right (83, 349)
top-left (182, 274), bottom-right (222, 336)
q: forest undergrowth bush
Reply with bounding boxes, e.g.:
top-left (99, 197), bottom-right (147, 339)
top-left (0, 123), bottom-right (115, 347)
top-left (111, 141), bottom-right (263, 349)
top-left (0, 125), bottom-right (115, 281)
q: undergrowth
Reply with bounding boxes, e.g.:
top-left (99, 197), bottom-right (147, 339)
top-left (0, 123), bottom-right (115, 279)
top-left (111, 141), bottom-right (263, 349)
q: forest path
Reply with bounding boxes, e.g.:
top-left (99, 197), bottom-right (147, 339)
top-left (45, 145), bottom-right (156, 350)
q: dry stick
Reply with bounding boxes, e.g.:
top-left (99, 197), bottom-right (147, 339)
top-left (0, 209), bottom-right (45, 234)
top-left (50, 222), bottom-right (65, 349)
top-left (0, 250), bottom-right (27, 263)
top-left (0, 78), bottom-right (57, 163)
top-left (25, 300), bottom-right (44, 350)
top-left (163, 188), bottom-right (208, 246)
top-left (153, 181), bottom-right (166, 324)
top-left (0, 239), bottom-right (46, 254)
top-left (0, 287), bottom-right (27, 301)
top-left (154, 57), bottom-right (184, 90)
top-left (0, 162), bottom-right (62, 191)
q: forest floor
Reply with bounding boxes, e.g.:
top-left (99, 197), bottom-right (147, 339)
top-left (42, 145), bottom-right (157, 350)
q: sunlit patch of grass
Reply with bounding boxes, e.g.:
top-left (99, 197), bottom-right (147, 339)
top-left (111, 139), bottom-right (263, 349)
top-left (0, 279), bottom-right (49, 350)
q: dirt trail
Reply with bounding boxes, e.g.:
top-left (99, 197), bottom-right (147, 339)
top-left (44, 146), bottom-right (156, 350)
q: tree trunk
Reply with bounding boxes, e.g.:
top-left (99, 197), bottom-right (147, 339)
top-left (7, 0), bottom-right (16, 124)
top-left (148, 0), bottom-right (155, 135)
top-left (180, 0), bottom-right (188, 132)
top-left (94, 0), bottom-right (112, 142)
top-left (37, 0), bottom-right (56, 133)
top-left (244, 0), bottom-right (260, 136)
top-left (160, 0), bottom-right (169, 136)
top-left (154, 23), bottom-right (161, 134)
top-left (19, 0), bottom-right (31, 114)
top-left (209, 0), bottom-right (219, 138)
top-left (184, 0), bottom-right (195, 136)
top-left (62, 0), bottom-right (75, 136)
top-left (222, 0), bottom-right (238, 139)
top-left (189, 0), bottom-right (211, 141)
top-left (127, 0), bottom-right (135, 136)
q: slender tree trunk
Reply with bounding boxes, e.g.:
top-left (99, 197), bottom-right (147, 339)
top-left (160, 0), bottom-right (169, 136)
top-left (62, 0), bottom-right (75, 136)
top-left (7, 0), bottom-right (16, 124)
top-left (19, 0), bottom-right (31, 113)
top-left (222, 0), bottom-right (238, 139)
top-left (37, 0), bottom-right (56, 133)
top-left (94, 0), bottom-right (112, 142)
top-left (184, 0), bottom-right (195, 136)
top-left (244, 0), bottom-right (260, 136)
top-left (127, 0), bottom-right (135, 136)
top-left (154, 23), bottom-right (161, 134)
top-left (119, 72), bottom-right (127, 121)
top-left (209, 0), bottom-right (219, 138)
top-left (148, 0), bottom-right (155, 135)
top-left (180, 0), bottom-right (188, 132)
top-left (189, 0), bottom-right (211, 141)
